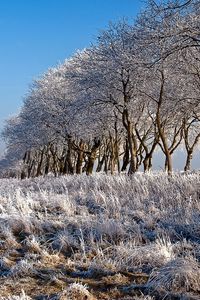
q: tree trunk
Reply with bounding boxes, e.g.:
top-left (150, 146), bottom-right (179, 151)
top-left (156, 72), bottom-right (172, 175)
top-left (122, 109), bottom-right (137, 174)
top-left (114, 119), bottom-right (120, 174)
top-left (109, 136), bottom-right (115, 175)
top-left (63, 135), bottom-right (74, 174)
top-left (128, 124), bottom-right (137, 174)
top-left (104, 155), bottom-right (108, 174)
top-left (148, 156), bottom-right (153, 171)
top-left (36, 148), bottom-right (45, 177)
top-left (76, 140), bottom-right (84, 174)
top-left (21, 170), bottom-right (26, 180)
top-left (86, 138), bottom-right (100, 175)
top-left (121, 139), bottom-right (129, 172)
top-left (184, 150), bottom-right (193, 172)
top-left (96, 154), bottom-right (105, 172)
top-left (143, 156), bottom-right (149, 172)
top-left (161, 136), bottom-right (173, 175)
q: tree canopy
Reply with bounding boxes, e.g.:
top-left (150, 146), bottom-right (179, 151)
top-left (1, 0), bottom-right (200, 177)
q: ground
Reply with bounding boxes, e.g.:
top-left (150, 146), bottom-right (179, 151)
top-left (0, 172), bottom-right (200, 300)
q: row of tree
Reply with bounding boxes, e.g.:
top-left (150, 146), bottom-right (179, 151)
top-left (1, 0), bottom-right (200, 178)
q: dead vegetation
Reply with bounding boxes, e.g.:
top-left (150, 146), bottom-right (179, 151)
top-left (0, 173), bottom-right (200, 299)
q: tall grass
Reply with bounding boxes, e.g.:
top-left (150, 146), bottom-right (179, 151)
top-left (0, 172), bottom-right (199, 299)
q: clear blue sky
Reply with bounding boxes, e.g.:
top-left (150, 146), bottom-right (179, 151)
top-left (0, 0), bottom-right (143, 153)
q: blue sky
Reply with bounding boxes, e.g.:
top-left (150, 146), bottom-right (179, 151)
top-left (0, 0), bottom-right (143, 153)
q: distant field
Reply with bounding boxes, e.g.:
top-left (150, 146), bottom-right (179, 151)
top-left (0, 173), bottom-right (200, 299)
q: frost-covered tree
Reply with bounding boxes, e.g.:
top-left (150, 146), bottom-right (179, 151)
top-left (1, 0), bottom-right (200, 177)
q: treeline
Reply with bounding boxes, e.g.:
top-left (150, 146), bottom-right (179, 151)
top-left (1, 0), bottom-right (200, 178)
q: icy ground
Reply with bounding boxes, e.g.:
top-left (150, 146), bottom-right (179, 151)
top-left (0, 173), bottom-right (200, 299)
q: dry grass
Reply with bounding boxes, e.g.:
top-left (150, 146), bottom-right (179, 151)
top-left (0, 172), bottom-right (200, 299)
top-left (148, 256), bottom-right (200, 292)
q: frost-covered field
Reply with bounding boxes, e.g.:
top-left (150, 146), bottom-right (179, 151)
top-left (0, 173), bottom-right (200, 300)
